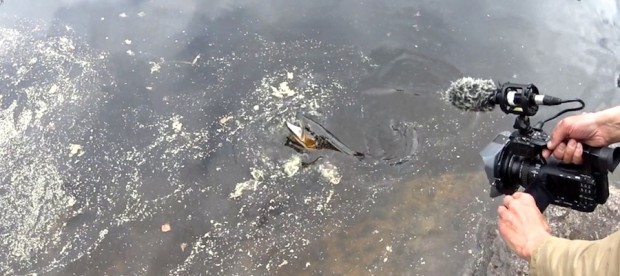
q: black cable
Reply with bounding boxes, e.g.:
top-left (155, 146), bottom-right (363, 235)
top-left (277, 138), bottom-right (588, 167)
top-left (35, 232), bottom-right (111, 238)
top-left (535, 99), bottom-right (585, 129)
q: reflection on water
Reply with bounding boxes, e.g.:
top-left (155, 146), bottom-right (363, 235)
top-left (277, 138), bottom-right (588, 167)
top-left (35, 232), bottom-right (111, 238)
top-left (1, 0), bottom-right (620, 275)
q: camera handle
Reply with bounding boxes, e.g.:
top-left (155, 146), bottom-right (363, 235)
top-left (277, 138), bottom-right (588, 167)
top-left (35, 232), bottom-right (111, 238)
top-left (524, 184), bottom-right (552, 212)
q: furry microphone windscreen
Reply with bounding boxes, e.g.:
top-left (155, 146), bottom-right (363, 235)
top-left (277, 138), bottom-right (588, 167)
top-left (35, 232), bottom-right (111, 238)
top-left (445, 77), bottom-right (497, 112)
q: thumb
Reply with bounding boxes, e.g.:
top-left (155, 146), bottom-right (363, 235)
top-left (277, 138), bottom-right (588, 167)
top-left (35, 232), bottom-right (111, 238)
top-left (547, 119), bottom-right (570, 150)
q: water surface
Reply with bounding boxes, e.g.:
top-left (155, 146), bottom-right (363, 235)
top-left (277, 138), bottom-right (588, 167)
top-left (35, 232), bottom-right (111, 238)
top-left (1, 0), bottom-right (620, 275)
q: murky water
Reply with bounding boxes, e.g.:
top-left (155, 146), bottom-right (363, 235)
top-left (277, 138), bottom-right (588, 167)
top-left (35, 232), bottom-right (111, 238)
top-left (1, 0), bottom-right (620, 275)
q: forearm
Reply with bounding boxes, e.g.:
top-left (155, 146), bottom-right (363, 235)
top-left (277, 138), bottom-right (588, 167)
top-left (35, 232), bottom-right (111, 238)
top-left (596, 106), bottom-right (620, 144)
top-left (529, 230), bottom-right (620, 276)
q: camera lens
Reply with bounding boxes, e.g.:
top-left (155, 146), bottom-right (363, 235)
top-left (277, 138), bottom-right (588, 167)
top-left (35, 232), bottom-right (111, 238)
top-left (495, 151), bottom-right (520, 194)
top-left (498, 152), bottom-right (541, 193)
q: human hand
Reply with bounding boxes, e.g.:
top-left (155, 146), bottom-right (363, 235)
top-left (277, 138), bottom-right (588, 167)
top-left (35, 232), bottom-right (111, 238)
top-left (497, 192), bottom-right (551, 261)
top-left (542, 112), bottom-right (611, 164)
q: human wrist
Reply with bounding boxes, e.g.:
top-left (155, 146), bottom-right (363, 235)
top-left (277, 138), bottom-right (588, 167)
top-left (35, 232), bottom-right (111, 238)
top-left (595, 106), bottom-right (620, 144)
top-left (523, 232), bottom-right (552, 262)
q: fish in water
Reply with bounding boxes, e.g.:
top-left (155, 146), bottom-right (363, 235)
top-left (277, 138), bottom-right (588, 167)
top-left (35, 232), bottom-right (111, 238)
top-left (285, 113), bottom-right (364, 160)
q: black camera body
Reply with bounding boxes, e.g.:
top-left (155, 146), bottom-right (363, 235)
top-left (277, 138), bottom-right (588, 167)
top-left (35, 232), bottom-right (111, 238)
top-left (481, 129), bottom-right (618, 212)
top-left (479, 82), bottom-right (620, 212)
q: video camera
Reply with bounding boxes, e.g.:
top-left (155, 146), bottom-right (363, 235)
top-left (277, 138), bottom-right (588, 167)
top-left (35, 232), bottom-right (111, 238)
top-left (480, 83), bottom-right (620, 212)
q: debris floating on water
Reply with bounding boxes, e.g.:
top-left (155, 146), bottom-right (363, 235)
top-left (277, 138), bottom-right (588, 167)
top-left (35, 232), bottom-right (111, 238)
top-left (318, 161), bottom-right (341, 185)
top-left (271, 82), bottom-right (296, 98)
top-left (161, 223), bottom-right (171, 233)
top-left (229, 168), bottom-right (264, 199)
top-left (68, 144), bottom-right (84, 157)
top-left (283, 155), bottom-right (302, 177)
top-left (171, 116), bottom-right (183, 133)
top-left (219, 115), bottom-right (234, 126)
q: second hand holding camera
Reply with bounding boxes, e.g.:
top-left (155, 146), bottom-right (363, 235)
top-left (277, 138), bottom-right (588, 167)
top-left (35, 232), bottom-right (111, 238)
top-left (479, 83), bottom-right (620, 212)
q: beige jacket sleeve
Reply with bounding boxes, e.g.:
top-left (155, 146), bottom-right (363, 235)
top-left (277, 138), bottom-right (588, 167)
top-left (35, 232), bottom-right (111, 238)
top-left (529, 230), bottom-right (620, 276)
